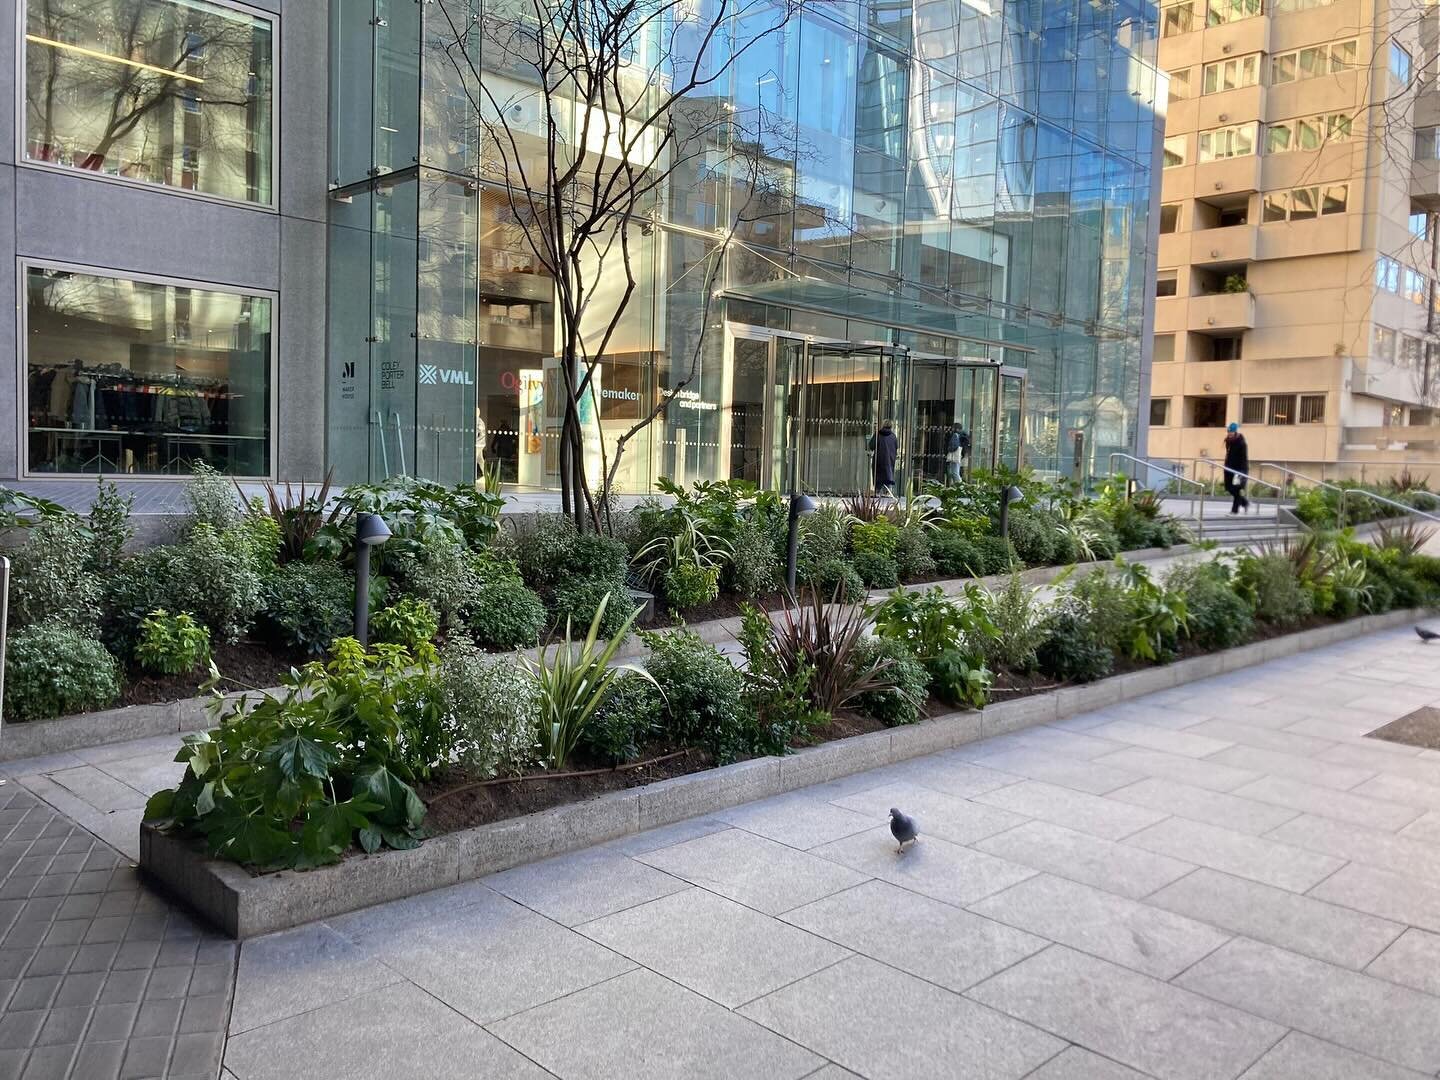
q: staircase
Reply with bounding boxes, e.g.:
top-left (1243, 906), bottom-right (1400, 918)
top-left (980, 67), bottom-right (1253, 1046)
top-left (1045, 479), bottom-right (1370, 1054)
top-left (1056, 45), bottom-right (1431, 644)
top-left (1161, 497), bottom-right (1305, 548)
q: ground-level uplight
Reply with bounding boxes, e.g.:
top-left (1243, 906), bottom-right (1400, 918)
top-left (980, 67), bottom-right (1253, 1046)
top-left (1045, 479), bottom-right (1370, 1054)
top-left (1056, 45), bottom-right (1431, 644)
top-left (998, 484), bottom-right (1025, 543)
top-left (784, 493), bottom-right (817, 594)
top-left (354, 512), bottom-right (391, 646)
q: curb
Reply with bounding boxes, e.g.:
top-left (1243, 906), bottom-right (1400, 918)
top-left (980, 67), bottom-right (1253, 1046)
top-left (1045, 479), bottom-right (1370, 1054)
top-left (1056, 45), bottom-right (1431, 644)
top-left (138, 606), bottom-right (1428, 938)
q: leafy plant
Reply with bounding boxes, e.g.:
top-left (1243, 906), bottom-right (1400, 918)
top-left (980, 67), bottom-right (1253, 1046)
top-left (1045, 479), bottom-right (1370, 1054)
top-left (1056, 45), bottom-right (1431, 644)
top-left (800, 556), bottom-right (866, 602)
top-left (1003, 508), bottom-right (1057, 567)
top-left (868, 585), bottom-right (995, 706)
top-left (371, 598), bottom-right (439, 652)
top-left (581, 673), bottom-right (662, 765)
top-left (931, 531), bottom-right (980, 577)
top-left (469, 576), bottom-right (548, 649)
top-left (185, 460), bottom-right (242, 532)
top-left (1114, 561), bottom-right (1189, 661)
top-left (1167, 562), bottom-right (1253, 650)
top-left (86, 479), bottom-right (134, 576)
top-left (981, 574), bottom-right (1052, 672)
top-left (894, 522), bottom-right (936, 581)
top-left (1235, 551), bottom-right (1313, 626)
top-left (662, 561), bottom-right (720, 611)
top-left (850, 520), bottom-right (899, 559)
top-left (927, 648), bottom-right (993, 709)
top-left (318, 477), bottom-right (504, 565)
top-left (144, 639), bottom-right (440, 869)
top-left (263, 561), bottom-right (354, 655)
top-left (136, 611), bottom-right (213, 675)
top-left (854, 637), bottom-right (929, 726)
top-left (1375, 518), bottom-right (1437, 557)
top-left (797, 505), bottom-right (851, 572)
top-left (737, 604), bottom-right (829, 754)
top-left (437, 641), bottom-right (538, 777)
top-left (521, 594), bottom-right (652, 769)
top-left (249, 469), bottom-right (348, 563)
top-left (642, 628), bottom-right (752, 763)
top-left (7, 514), bottom-right (102, 633)
top-left (633, 503), bottom-right (731, 585)
top-left (553, 578), bottom-right (637, 641)
top-left (725, 518), bottom-right (780, 598)
top-left (1036, 598), bottom-right (1114, 683)
top-left (971, 535), bottom-right (1019, 576)
top-left (0, 486), bottom-right (69, 530)
top-left (4, 622), bottom-right (122, 722)
top-left (853, 551), bottom-right (899, 589)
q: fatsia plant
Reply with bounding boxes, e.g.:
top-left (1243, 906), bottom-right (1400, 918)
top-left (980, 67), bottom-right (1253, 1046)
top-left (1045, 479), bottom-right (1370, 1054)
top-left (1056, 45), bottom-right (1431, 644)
top-left (1116, 561), bottom-right (1189, 662)
top-left (143, 639), bottom-right (440, 869)
top-left (521, 593), bottom-right (654, 769)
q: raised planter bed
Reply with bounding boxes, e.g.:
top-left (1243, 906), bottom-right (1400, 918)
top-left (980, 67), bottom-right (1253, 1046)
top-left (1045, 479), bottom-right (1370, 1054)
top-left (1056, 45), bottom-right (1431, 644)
top-left (139, 606), bottom-right (1427, 938)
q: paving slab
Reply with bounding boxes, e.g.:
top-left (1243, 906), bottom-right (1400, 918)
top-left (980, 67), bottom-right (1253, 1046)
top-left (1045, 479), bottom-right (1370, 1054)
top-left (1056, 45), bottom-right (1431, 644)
top-left (1365, 928), bottom-right (1440, 997)
top-left (967, 945), bottom-right (1284, 1080)
top-left (711, 793), bottom-right (875, 850)
top-left (1230, 776), bottom-right (1422, 831)
top-left (1124, 816), bottom-right (1344, 893)
top-left (1092, 746), bottom-right (1261, 792)
top-left (810, 827), bottom-right (1035, 907)
top-left (959, 747), bottom-right (1140, 795)
top-left (738, 954), bottom-right (1063, 1080)
top-left (971, 781), bottom-right (1166, 841)
top-left (1106, 777), bottom-right (1299, 836)
top-left (1176, 937), bottom-right (1440, 1073)
top-left (1310, 863), bottom-right (1440, 932)
top-left (485, 847), bottom-right (688, 926)
top-left (1025, 1047), bottom-right (1151, 1079)
top-left (829, 782), bottom-right (1027, 846)
top-left (781, 880), bottom-right (1047, 992)
top-left (1237, 1031), bottom-right (1430, 1079)
top-left (1267, 814), bottom-right (1440, 889)
top-left (973, 820), bottom-right (1194, 899)
top-left (1082, 720), bottom-right (1233, 758)
top-left (1204, 746), bottom-right (1377, 791)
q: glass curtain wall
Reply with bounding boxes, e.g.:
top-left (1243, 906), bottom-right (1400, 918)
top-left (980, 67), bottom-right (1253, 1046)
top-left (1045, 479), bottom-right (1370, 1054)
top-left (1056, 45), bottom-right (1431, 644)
top-left (327, 0), bottom-right (1160, 489)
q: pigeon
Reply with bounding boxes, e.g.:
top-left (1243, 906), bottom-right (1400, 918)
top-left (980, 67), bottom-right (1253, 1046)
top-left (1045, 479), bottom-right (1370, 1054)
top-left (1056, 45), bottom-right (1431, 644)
top-left (889, 808), bottom-right (919, 854)
top-left (1419, 626), bottom-right (1440, 644)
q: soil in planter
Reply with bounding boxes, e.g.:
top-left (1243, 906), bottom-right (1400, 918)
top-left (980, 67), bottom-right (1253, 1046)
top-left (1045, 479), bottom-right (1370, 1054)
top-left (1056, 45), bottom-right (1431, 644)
top-left (121, 640), bottom-right (307, 708)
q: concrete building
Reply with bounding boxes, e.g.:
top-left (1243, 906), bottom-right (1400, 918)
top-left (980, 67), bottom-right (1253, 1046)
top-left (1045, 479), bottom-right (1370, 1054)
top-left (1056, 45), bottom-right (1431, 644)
top-left (2, 0), bottom-right (1164, 499)
top-left (1148, 0), bottom-right (1440, 486)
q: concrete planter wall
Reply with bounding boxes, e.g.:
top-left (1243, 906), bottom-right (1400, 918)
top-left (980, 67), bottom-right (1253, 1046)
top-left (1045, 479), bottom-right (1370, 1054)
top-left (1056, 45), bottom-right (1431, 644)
top-left (139, 606), bottom-right (1427, 938)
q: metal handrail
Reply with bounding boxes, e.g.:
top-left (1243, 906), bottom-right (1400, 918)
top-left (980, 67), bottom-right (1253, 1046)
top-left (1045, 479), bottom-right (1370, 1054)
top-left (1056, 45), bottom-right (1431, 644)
top-left (1252, 462), bottom-right (1440, 528)
top-left (1159, 455), bottom-right (1286, 541)
top-left (1107, 452), bottom-right (1208, 542)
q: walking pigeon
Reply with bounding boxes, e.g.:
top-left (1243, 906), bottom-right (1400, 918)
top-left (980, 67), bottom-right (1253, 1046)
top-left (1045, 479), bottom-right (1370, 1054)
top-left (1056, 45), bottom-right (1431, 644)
top-left (889, 808), bottom-right (919, 854)
top-left (1419, 626), bottom-right (1440, 643)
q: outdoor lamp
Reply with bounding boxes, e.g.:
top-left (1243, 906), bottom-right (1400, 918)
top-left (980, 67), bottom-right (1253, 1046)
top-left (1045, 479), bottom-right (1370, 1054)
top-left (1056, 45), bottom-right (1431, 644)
top-left (354, 512), bottom-right (391, 646)
top-left (998, 485), bottom-right (1025, 543)
top-left (785, 493), bottom-right (818, 594)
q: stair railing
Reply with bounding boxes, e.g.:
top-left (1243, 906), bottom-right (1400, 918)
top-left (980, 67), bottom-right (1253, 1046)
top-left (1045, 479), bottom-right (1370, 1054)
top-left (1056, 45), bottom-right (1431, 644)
top-left (1251, 462), bottom-right (1440, 530)
top-left (1107, 452), bottom-right (1208, 543)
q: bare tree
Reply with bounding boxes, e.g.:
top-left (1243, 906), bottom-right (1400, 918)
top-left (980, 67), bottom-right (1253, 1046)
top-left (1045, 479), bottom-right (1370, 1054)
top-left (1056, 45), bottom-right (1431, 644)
top-left (432, 0), bottom-right (807, 531)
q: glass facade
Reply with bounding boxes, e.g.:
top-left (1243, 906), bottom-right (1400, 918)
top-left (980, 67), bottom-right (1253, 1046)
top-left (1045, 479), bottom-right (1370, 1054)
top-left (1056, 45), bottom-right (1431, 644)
top-left (326, 0), bottom-right (1161, 490)
top-left (23, 266), bottom-right (272, 476)
top-left (22, 0), bottom-right (275, 205)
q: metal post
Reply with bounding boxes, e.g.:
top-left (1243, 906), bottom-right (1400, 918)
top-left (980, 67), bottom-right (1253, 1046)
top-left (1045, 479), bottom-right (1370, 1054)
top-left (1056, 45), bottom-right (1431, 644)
top-left (0, 557), bottom-right (9, 746)
top-left (355, 539), bottom-right (372, 647)
top-left (999, 497), bottom-right (1011, 542)
top-left (785, 505), bottom-right (802, 595)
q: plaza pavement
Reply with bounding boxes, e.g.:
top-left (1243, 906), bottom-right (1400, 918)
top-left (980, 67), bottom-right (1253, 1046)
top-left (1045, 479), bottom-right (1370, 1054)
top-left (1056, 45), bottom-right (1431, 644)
top-left (4, 623), bottom-right (1440, 1076)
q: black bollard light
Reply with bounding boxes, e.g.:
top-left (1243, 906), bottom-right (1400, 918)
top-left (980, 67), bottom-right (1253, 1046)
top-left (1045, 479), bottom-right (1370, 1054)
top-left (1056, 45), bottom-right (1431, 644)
top-left (354, 512), bottom-right (391, 646)
top-left (997, 484), bottom-right (1025, 542)
top-left (784, 493), bottom-right (817, 594)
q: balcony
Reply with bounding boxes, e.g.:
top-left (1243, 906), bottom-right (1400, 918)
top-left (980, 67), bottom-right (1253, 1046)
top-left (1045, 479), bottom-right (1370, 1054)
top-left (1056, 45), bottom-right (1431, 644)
top-left (1189, 291), bottom-right (1255, 332)
top-left (1190, 224), bottom-right (1257, 266)
top-left (1413, 158), bottom-right (1440, 212)
top-left (1194, 154), bottom-right (1261, 198)
top-left (1199, 17), bottom-right (1269, 64)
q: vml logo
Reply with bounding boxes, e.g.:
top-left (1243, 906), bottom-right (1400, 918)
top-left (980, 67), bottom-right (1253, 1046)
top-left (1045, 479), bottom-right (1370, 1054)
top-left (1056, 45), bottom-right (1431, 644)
top-left (418, 364), bottom-right (474, 386)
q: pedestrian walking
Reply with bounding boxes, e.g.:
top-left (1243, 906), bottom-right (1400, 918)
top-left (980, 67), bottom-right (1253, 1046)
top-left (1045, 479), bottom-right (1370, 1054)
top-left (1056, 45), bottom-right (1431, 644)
top-left (873, 420), bottom-right (898, 495)
top-left (1223, 422), bottom-right (1250, 514)
top-left (944, 423), bottom-right (970, 484)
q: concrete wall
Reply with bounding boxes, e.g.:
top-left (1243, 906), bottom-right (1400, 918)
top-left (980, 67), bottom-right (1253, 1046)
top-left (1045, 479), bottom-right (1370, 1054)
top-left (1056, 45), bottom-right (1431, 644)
top-left (0, 0), bottom-right (328, 482)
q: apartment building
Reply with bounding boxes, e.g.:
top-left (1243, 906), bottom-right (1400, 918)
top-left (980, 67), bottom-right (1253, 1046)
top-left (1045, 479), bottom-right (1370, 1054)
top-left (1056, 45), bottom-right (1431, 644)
top-left (1148, 0), bottom-right (1440, 484)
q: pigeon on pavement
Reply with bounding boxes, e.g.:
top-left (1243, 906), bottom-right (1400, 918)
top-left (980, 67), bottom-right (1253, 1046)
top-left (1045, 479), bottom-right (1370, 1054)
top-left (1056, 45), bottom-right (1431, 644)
top-left (1418, 626), bottom-right (1440, 643)
top-left (889, 808), bottom-right (919, 854)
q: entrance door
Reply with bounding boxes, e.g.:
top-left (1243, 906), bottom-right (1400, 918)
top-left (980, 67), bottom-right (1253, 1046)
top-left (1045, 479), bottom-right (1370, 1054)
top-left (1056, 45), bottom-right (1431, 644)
top-left (997, 370), bottom-right (1026, 472)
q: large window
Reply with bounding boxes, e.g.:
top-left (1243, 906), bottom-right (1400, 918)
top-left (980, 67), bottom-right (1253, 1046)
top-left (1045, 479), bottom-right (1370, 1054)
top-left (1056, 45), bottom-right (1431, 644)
top-left (23, 0), bottom-right (274, 205)
top-left (1164, 135), bottom-right (1188, 168)
top-left (24, 265), bottom-right (272, 476)
top-left (1150, 399), bottom-right (1171, 426)
top-left (1265, 114), bottom-right (1352, 154)
top-left (1271, 40), bottom-right (1357, 85)
top-left (1391, 43), bottom-right (1413, 85)
top-left (1162, 0), bottom-right (1196, 37)
top-left (1198, 122), bottom-right (1258, 163)
top-left (1169, 68), bottom-right (1194, 101)
top-left (1207, 0), bottom-right (1262, 25)
top-left (1261, 184), bottom-right (1348, 222)
top-left (1202, 56), bottom-right (1260, 95)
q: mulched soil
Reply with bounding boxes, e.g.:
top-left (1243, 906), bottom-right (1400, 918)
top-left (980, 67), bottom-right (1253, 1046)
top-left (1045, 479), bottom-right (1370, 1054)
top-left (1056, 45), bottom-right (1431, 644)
top-left (119, 640), bottom-right (306, 707)
top-left (1368, 707), bottom-right (1440, 750)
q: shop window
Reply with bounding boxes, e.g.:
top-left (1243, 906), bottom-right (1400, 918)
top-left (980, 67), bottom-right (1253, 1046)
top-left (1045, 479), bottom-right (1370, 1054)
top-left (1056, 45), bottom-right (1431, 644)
top-left (1268, 394), bottom-right (1297, 425)
top-left (24, 264), bottom-right (272, 475)
top-left (1242, 396), bottom-right (1266, 424)
top-left (22, 0), bottom-right (274, 205)
top-left (1299, 394), bottom-right (1326, 423)
top-left (1150, 399), bottom-right (1171, 426)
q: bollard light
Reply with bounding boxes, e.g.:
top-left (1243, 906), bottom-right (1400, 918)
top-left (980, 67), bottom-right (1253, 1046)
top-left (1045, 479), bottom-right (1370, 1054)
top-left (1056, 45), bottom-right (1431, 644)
top-left (354, 512), bottom-right (391, 646)
top-left (784, 493), bottom-right (818, 595)
top-left (998, 484), bottom-right (1025, 543)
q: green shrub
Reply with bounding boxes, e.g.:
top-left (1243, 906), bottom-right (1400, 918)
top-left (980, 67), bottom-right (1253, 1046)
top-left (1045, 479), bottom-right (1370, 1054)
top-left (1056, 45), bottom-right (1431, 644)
top-left (145, 639), bottom-right (439, 868)
top-left (662, 562), bottom-right (720, 611)
top-left (982, 575), bottom-right (1049, 673)
top-left (797, 506), bottom-right (850, 570)
top-left (87, 480), bottom-right (134, 576)
top-left (932, 531), bottom-right (980, 577)
top-left (1050, 527), bottom-right (1080, 567)
top-left (5, 622), bottom-right (121, 722)
top-left (725, 518), bottom-right (780, 597)
top-left (868, 585), bottom-right (994, 708)
top-left (854, 638), bottom-right (929, 726)
top-left (7, 515), bottom-right (101, 632)
top-left (468, 577), bottom-right (548, 649)
top-left (851, 520), bottom-right (899, 559)
top-left (642, 628), bottom-right (752, 763)
top-left (104, 525), bottom-right (266, 650)
top-left (852, 551), bottom-right (899, 589)
top-left (228, 511), bottom-right (282, 576)
top-left (553, 578), bottom-right (637, 641)
top-left (370, 598), bottom-right (439, 652)
top-left (801, 556), bottom-right (866, 602)
top-left (1067, 568), bottom-right (1132, 655)
top-left (894, 523), bottom-right (936, 581)
top-left (438, 640), bottom-right (538, 777)
top-left (971, 535), bottom-right (1019, 576)
top-left (263, 561), bottom-right (354, 655)
top-left (581, 673), bottom-right (662, 764)
top-left (184, 461), bottom-right (242, 532)
top-left (136, 611), bottom-right (212, 675)
top-left (928, 648), bottom-right (993, 708)
top-left (1004, 508), bottom-right (1057, 567)
top-left (517, 517), bottom-right (628, 590)
top-left (1169, 564), bottom-right (1253, 650)
top-left (394, 541), bottom-right (506, 630)
top-left (1036, 598), bottom-right (1114, 683)
top-left (1236, 553), bottom-right (1312, 626)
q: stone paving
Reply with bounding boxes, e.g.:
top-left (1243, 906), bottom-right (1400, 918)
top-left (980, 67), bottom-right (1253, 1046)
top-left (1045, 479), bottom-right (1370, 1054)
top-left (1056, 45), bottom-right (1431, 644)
top-left (6, 622), bottom-right (1440, 1077)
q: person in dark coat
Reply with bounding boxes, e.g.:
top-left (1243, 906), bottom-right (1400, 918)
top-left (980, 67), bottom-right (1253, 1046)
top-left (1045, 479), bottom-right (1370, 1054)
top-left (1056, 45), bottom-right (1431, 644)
top-left (1223, 422), bottom-right (1249, 514)
top-left (873, 420), bottom-right (898, 495)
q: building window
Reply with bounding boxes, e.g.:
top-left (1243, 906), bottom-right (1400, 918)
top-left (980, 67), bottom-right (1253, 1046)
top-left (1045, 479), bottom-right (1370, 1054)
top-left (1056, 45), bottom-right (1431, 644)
top-left (1160, 204), bottom-right (1181, 234)
top-left (1203, 55), bottom-right (1260, 94)
top-left (1211, 336), bottom-right (1243, 361)
top-left (1242, 397), bottom-right (1266, 424)
top-left (1411, 212), bottom-right (1430, 239)
top-left (1207, 0), bottom-right (1262, 25)
top-left (1401, 335), bottom-right (1424, 368)
top-left (1406, 270), bottom-right (1428, 307)
top-left (22, 0), bottom-right (275, 205)
top-left (1150, 399), bottom-right (1171, 426)
top-left (1164, 135), bottom-right (1188, 168)
top-left (24, 264), bottom-right (272, 476)
top-left (1418, 128), bottom-right (1439, 161)
top-left (1198, 123), bottom-right (1258, 163)
top-left (1374, 324), bottom-right (1396, 362)
top-left (1169, 68), bottom-right (1194, 101)
top-left (1392, 42), bottom-right (1413, 84)
top-left (1154, 334), bottom-right (1176, 363)
top-left (1189, 397), bottom-right (1228, 427)
top-left (1265, 114), bottom-right (1352, 154)
top-left (1162, 0), bottom-right (1195, 37)
top-left (1263, 185), bottom-right (1347, 222)
top-left (1271, 40), bottom-right (1357, 86)
top-left (1271, 0), bottom-right (1337, 11)
top-left (1299, 395), bottom-right (1326, 424)
top-left (1268, 394), bottom-right (1297, 425)
top-left (1157, 270), bottom-right (1178, 297)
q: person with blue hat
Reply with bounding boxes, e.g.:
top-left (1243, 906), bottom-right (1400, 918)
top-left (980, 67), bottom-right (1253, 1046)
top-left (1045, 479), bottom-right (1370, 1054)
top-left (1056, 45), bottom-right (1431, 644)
top-left (1223, 421), bottom-right (1249, 514)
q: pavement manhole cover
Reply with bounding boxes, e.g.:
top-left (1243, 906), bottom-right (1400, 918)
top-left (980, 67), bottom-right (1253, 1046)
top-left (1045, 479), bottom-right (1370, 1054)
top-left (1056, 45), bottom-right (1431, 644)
top-left (1368, 707), bottom-right (1440, 751)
